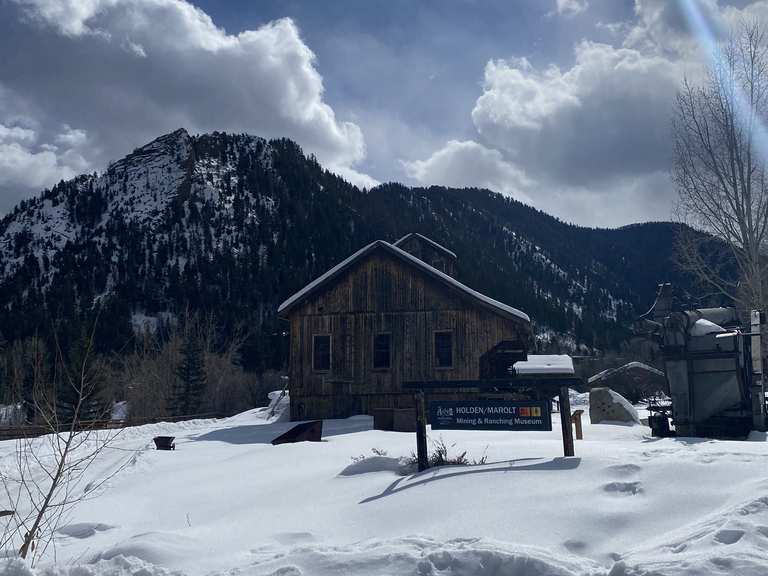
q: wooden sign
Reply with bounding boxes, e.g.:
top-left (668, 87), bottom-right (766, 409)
top-left (429, 400), bottom-right (552, 431)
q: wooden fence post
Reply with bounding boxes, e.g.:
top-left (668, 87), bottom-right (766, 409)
top-left (415, 391), bottom-right (429, 471)
top-left (559, 386), bottom-right (575, 457)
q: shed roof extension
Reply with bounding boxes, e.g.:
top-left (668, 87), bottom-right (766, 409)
top-left (393, 232), bottom-right (457, 259)
top-left (277, 240), bottom-right (529, 322)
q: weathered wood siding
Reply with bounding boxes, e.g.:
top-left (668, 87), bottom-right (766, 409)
top-left (287, 250), bottom-right (529, 420)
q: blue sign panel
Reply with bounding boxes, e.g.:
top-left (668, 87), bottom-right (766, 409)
top-left (429, 400), bottom-right (552, 431)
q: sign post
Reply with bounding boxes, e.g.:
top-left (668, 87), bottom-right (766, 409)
top-left (559, 386), bottom-right (574, 457)
top-left (415, 391), bottom-right (429, 472)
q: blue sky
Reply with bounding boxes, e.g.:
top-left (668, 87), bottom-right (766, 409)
top-left (0, 0), bottom-right (761, 226)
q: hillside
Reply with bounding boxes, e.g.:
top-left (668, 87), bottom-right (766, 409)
top-left (0, 129), bottom-right (697, 367)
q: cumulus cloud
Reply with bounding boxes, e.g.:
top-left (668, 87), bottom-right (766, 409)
top-left (0, 0), bottom-right (372, 211)
top-left (402, 140), bottom-right (533, 203)
top-left (407, 0), bottom-right (723, 226)
top-left (554, 0), bottom-right (588, 17)
top-left (0, 122), bottom-right (90, 199)
top-left (472, 41), bottom-right (681, 186)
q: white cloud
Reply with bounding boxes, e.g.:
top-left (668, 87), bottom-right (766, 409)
top-left (472, 58), bottom-right (580, 131)
top-left (55, 124), bottom-right (88, 148)
top-left (0, 122), bottom-right (89, 191)
top-left (3, 0), bottom-right (371, 208)
top-left (0, 124), bottom-right (36, 144)
top-left (409, 0), bottom-right (712, 226)
top-left (402, 140), bottom-right (533, 204)
top-left (472, 41), bottom-right (682, 186)
top-left (555, 0), bottom-right (588, 17)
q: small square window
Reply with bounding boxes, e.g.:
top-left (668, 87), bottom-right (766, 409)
top-left (434, 331), bottom-right (453, 368)
top-left (313, 334), bottom-right (331, 372)
top-left (373, 333), bottom-right (391, 369)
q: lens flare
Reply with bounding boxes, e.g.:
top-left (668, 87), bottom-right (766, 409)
top-left (680, 0), bottom-right (768, 162)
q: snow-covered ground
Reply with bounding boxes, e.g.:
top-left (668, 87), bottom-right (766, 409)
top-left (3, 394), bottom-right (768, 576)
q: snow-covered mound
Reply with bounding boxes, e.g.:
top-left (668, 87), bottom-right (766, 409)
top-left (3, 397), bottom-right (768, 576)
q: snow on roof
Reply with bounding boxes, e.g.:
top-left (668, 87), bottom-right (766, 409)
top-left (393, 232), bottom-right (457, 259)
top-left (689, 318), bottom-right (726, 337)
top-left (277, 240), bottom-right (530, 322)
top-left (587, 361), bottom-right (664, 384)
top-left (513, 354), bottom-right (574, 376)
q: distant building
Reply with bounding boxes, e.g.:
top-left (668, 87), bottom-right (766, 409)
top-left (588, 361), bottom-right (666, 403)
top-left (278, 234), bottom-right (532, 423)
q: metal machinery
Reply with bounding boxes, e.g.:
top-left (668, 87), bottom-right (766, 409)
top-left (639, 284), bottom-right (767, 438)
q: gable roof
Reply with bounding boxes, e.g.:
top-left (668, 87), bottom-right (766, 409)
top-left (393, 233), bottom-right (457, 259)
top-left (587, 362), bottom-right (664, 384)
top-left (277, 240), bottom-right (529, 322)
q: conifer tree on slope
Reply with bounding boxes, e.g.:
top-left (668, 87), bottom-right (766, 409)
top-left (173, 324), bottom-right (207, 417)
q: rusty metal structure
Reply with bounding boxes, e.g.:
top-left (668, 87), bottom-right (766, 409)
top-left (639, 283), bottom-right (766, 438)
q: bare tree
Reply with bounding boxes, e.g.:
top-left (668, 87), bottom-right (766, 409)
top-left (0, 324), bottom-right (125, 564)
top-left (674, 21), bottom-right (768, 312)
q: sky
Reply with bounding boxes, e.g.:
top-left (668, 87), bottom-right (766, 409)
top-left (0, 0), bottom-right (765, 227)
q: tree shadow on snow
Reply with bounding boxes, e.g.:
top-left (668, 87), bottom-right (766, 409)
top-left (360, 457), bottom-right (581, 504)
top-left (640, 435), bottom-right (716, 446)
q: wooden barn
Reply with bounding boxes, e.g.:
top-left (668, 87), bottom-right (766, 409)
top-left (277, 234), bottom-right (533, 426)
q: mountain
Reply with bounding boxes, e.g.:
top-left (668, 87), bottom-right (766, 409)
top-left (0, 128), bottom-right (696, 369)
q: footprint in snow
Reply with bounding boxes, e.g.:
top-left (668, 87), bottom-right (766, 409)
top-left (563, 539), bottom-right (587, 553)
top-left (273, 532), bottom-right (316, 545)
top-left (713, 529), bottom-right (745, 545)
top-left (604, 464), bottom-right (641, 477)
top-left (602, 481), bottom-right (643, 495)
top-left (56, 522), bottom-right (115, 539)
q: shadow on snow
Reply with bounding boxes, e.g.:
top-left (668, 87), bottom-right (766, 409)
top-left (360, 457), bottom-right (581, 504)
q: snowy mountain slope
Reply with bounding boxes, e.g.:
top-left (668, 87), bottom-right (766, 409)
top-left (0, 129), bottom-right (698, 357)
top-left (2, 401), bottom-right (768, 575)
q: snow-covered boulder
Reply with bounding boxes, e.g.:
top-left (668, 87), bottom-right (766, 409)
top-left (589, 387), bottom-right (640, 424)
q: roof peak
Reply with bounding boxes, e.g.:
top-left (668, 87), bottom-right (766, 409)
top-left (278, 239), bottom-right (528, 323)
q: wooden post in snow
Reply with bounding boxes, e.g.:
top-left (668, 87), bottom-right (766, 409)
top-left (559, 386), bottom-right (575, 457)
top-left (571, 409), bottom-right (584, 440)
top-left (415, 391), bottom-right (429, 471)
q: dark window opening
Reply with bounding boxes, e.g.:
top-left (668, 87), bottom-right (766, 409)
top-left (373, 333), bottom-right (391, 369)
top-left (434, 331), bottom-right (453, 368)
top-left (313, 334), bottom-right (331, 372)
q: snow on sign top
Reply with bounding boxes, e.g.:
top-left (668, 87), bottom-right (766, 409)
top-left (277, 240), bottom-right (530, 322)
top-left (513, 354), bottom-right (574, 376)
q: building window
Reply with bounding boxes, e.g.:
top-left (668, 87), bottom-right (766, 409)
top-left (313, 334), bottom-right (331, 372)
top-left (434, 331), bottom-right (453, 368)
top-left (373, 333), bottom-right (391, 369)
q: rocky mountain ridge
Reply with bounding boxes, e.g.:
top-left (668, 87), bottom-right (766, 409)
top-left (0, 129), bottom-right (696, 368)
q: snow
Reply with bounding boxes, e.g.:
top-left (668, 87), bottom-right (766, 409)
top-left (3, 393), bottom-right (768, 575)
top-left (111, 401), bottom-right (129, 421)
top-left (689, 318), bottom-right (726, 336)
top-left (587, 362), bottom-right (664, 384)
top-left (514, 354), bottom-right (575, 375)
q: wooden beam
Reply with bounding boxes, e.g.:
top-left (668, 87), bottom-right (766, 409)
top-left (402, 376), bottom-right (582, 391)
top-left (559, 386), bottom-right (575, 457)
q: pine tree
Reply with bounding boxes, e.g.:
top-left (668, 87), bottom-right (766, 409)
top-left (172, 327), bottom-right (207, 417)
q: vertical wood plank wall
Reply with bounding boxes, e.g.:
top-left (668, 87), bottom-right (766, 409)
top-left (287, 252), bottom-right (529, 420)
